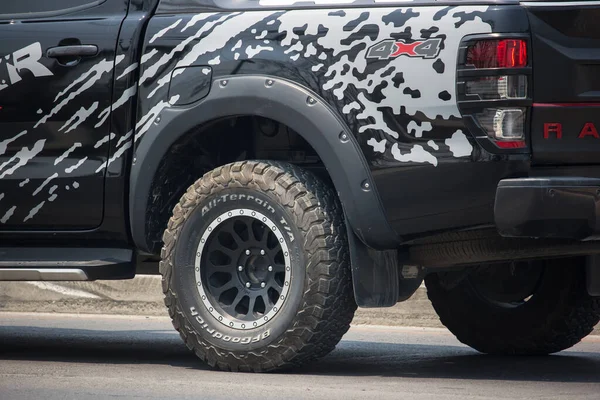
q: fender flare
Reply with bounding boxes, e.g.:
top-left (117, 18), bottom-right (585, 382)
top-left (129, 75), bottom-right (399, 253)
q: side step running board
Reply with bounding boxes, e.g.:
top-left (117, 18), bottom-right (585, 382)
top-left (0, 268), bottom-right (88, 281)
top-left (0, 248), bottom-right (135, 281)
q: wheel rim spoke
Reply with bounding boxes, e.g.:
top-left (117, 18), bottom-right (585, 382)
top-left (209, 279), bottom-right (237, 297)
top-left (215, 244), bottom-right (235, 256)
top-left (262, 293), bottom-right (274, 308)
top-left (269, 280), bottom-right (283, 291)
top-left (222, 291), bottom-right (245, 314)
top-left (260, 227), bottom-right (271, 246)
top-left (248, 295), bottom-right (257, 316)
top-left (221, 219), bottom-right (247, 246)
top-left (272, 263), bottom-right (286, 273)
top-left (245, 219), bottom-right (257, 242)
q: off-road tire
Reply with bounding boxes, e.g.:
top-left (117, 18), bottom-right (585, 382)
top-left (160, 161), bottom-right (356, 372)
top-left (425, 257), bottom-right (600, 355)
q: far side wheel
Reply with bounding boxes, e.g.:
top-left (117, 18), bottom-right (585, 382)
top-left (425, 257), bottom-right (600, 355)
top-left (160, 161), bottom-right (356, 372)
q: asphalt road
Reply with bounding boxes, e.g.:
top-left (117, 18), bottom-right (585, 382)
top-left (0, 313), bottom-right (599, 400)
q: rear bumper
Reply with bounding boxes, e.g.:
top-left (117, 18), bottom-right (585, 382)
top-left (495, 177), bottom-right (600, 239)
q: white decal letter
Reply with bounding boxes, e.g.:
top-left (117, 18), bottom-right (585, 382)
top-left (7, 43), bottom-right (53, 84)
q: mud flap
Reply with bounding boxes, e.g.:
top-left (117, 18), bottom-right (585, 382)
top-left (347, 224), bottom-right (399, 307)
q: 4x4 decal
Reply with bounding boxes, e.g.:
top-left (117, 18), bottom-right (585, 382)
top-left (366, 38), bottom-right (443, 60)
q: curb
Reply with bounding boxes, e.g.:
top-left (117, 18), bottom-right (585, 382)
top-left (0, 276), bottom-right (598, 334)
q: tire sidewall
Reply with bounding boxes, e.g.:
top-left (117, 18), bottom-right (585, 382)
top-left (172, 186), bottom-right (306, 352)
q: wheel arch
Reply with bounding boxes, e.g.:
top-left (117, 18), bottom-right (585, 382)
top-left (129, 75), bottom-right (399, 254)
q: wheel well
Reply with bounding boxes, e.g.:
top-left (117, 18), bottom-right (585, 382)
top-left (145, 115), bottom-right (328, 253)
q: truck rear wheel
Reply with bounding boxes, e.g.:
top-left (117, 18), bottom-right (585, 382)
top-left (425, 258), bottom-right (600, 355)
top-left (160, 161), bottom-right (356, 372)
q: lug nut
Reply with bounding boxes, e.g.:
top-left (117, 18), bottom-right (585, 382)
top-left (261, 282), bottom-right (266, 288)
top-left (246, 250), bottom-right (251, 255)
top-left (268, 266), bottom-right (273, 272)
top-left (238, 266), bottom-right (243, 271)
top-left (246, 282), bottom-right (251, 288)
top-left (260, 249), bottom-right (265, 255)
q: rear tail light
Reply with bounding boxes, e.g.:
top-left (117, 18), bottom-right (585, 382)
top-left (474, 108), bottom-right (526, 148)
top-left (459, 37), bottom-right (529, 151)
top-left (465, 75), bottom-right (527, 100)
top-left (466, 39), bottom-right (527, 69)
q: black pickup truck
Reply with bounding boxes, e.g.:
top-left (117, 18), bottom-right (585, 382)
top-left (1, 0), bottom-right (600, 372)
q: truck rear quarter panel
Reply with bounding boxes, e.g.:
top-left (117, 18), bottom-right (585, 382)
top-left (137, 1), bottom-right (530, 239)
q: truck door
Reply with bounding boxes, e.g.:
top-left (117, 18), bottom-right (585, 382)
top-left (0, 0), bottom-right (127, 229)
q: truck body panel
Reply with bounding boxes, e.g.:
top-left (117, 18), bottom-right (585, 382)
top-left (0, 0), bottom-right (598, 275)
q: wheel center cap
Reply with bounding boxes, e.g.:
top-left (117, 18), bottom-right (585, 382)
top-left (246, 254), bottom-right (269, 283)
